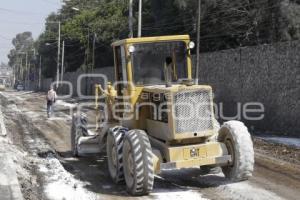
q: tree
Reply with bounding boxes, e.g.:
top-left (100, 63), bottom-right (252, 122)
top-left (32, 0), bottom-right (300, 79)
top-left (62, 0), bottom-right (129, 69)
top-left (0, 62), bottom-right (9, 68)
top-left (177, 0), bottom-right (300, 51)
top-left (7, 32), bottom-right (34, 67)
top-left (279, 0), bottom-right (300, 41)
top-left (7, 32), bottom-right (35, 81)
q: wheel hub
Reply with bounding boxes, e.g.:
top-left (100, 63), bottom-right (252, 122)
top-left (225, 137), bottom-right (235, 166)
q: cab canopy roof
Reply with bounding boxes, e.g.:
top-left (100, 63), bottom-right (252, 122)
top-left (111, 35), bottom-right (190, 47)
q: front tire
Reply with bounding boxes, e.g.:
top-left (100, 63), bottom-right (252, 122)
top-left (107, 126), bottom-right (127, 184)
top-left (123, 130), bottom-right (154, 196)
top-left (218, 120), bottom-right (254, 181)
top-left (70, 115), bottom-right (78, 156)
top-left (70, 113), bottom-right (88, 157)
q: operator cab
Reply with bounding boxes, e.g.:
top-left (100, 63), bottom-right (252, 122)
top-left (112, 35), bottom-right (195, 89)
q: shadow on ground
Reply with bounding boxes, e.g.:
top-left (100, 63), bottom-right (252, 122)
top-left (58, 153), bottom-right (229, 197)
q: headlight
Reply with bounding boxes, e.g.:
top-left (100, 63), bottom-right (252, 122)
top-left (188, 41), bottom-right (195, 49)
top-left (128, 45), bottom-right (135, 53)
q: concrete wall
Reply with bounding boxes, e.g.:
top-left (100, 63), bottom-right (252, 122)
top-left (40, 41), bottom-right (299, 136)
top-left (41, 67), bottom-right (115, 96)
top-left (197, 40), bottom-right (300, 136)
top-left (41, 78), bottom-right (53, 92)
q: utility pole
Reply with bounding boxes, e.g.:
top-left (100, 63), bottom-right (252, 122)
top-left (13, 64), bottom-right (16, 86)
top-left (25, 52), bottom-right (28, 89)
top-left (31, 48), bottom-right (36, 90)
top-left (138, 0), bottom-right (142, 37)
top-left (17, 58), bottom-right (21, 82)
top-left (27, 61), bottom-right (30, 90)
top-left (56, 21), bottom-right (61, 88)
top-left (92, 33), bottom-right (96, 70)
top-left (129, 0), bottom-right (133, 38)
top-left (61, 40), bottom-right (65, 82)
top-left (20, 56), bottom-right (23, 81)
top-left (85, 29), bottom-right (90, 95)
top-left (87, 29), bottom-right (90, 70)
top-left (195, 0), bottom-right (201, 85)
top-left (39, 55), bottom-right (42, 90)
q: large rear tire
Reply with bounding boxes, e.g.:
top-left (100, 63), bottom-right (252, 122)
top-left (218, 120), bottom-right (254, 181)
top-left (107, 126), bottom-right (127, 184)
top-left (123, 130), bottom-right (154, 196)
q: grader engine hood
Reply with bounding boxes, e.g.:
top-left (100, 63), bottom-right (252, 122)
top-left (142, 85), bottom-right (216, 141)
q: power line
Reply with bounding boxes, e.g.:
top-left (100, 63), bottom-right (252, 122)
top-left (145, 16), bottom-right (291, 43)
top-left (141, 3), bottom-right (282, 32)
top-left (0, 34), bottom-right (11, 41)
top-left (0, 7), bottom-right (45, 15)
top-left (140, 0), bottom-right (276, 30)
top-left (3, 1), bottom-right (292, 62)
top-left (0, 20), bottom-right (43, 26)
top-left (144, 2), bottom-right (282, 33)
top-left (41, 0), bottom-right (61, 6)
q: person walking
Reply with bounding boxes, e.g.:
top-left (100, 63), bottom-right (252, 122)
top-left (164, 56), bottom-right (174, 87)
top-left (46, 86), bottom-right (57, 118)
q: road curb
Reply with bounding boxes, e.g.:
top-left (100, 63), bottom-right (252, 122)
top-left (0, 94), bottom-right (23, 200)
top-left (0, 105), bottom-right (7, 137)
top-left (0, 152), bottom-right (24, 200)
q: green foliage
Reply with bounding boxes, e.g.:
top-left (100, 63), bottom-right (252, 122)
top-left (0, 62), bottom-right (8, 68)
top-left (173, 0), bottom-right (300, 51)
top-left (35, 0), bottom-right (130, 76)
top-left (280, 1), bottom-right (300, 40)
top-left (7, 32), bottom-right (34, 69)
top-left (8, 0), bottom-right (300, 78)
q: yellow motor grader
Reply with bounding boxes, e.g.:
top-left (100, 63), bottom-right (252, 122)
top-left (71, 35), bottom-right (254, 196)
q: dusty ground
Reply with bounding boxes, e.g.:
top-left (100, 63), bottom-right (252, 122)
top-left (253, 137), bottom-right (300, 165)
top-left (0, 90), bottom-right (299, 200)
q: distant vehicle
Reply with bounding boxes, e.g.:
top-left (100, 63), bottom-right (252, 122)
top-left (16, 84), bottom-right (24, 91)
top-left (14, 82), bottom-right (19, 89)
top-left (5, 81), bottom-right (11, 88)
top-left (0, 79), bottom-right (5, 91)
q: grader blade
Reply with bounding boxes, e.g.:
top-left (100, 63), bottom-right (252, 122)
top-left (77, 135), bottom-right (102, 155)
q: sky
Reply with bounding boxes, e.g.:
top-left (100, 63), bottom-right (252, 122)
top-left (0, 0), bottom-right (62, 64)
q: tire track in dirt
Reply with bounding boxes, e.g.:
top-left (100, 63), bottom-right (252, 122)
top-left (1, 91), bottom-right (299, 200)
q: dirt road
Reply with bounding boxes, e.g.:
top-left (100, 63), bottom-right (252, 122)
top-left (0, 90), bottom-right (299, 200)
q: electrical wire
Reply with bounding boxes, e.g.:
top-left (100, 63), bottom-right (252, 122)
top-left (0, 20), bottom-right (43, 26)
top-left (3, 0), bottom-right (296, 63)
top-left (0, 34), bottom-right (11, 41)
top-left (40, 0), bottom-right (61, 6)
top-left (139, 0), bottom-right (278, 30)
top-left (141, 3), bottom-right (282, 32)
top-left (0, 7), bottom-right (45, 15)
top-left (145, 16), bottom-right (291, 43)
